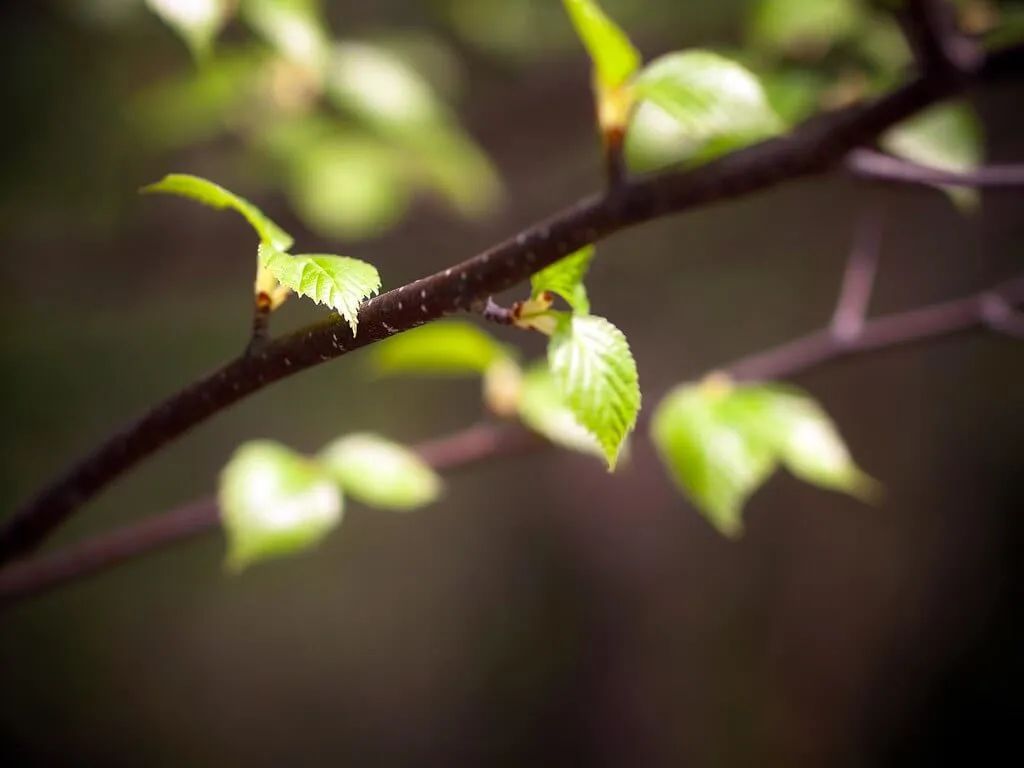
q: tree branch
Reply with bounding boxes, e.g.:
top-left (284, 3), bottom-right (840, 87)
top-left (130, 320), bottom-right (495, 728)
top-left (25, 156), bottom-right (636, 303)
top-left (1, 45), bottom-right (1020, 567)
top-left (846, 148), bottom-right (1024, 188)
top-left (3, 270), bottom-right (1021, 607)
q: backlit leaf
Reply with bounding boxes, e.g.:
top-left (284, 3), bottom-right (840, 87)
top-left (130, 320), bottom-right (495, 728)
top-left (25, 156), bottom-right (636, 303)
top-left (241, 0), bottom-right (329, 67)
top-left (142, 173), bottom-right (293, 250)
top-left (562, 0), bottom-right (641, 90)
top-left (631, 51), bottom-right (783, 165)
top-left (259, 244), bottom-right (381, 334)
top-left (548, 314), bottom-right (640, 469)
top-left (747, 0), bottom-right (862, 59)
top-left (652, 382), bottom-right (776, 537)
top-left (219, 440), bottom-right (342, 571)
top-left (517, 362), bottom-right (604, 459)
top-left (319, 433), bottom-right (442, 511)
top-left (530, 246), bottom-right (595, 314)
top-left (373, 321), bottom-right (511, 376)
top-left (146, 0), bottom-right (233, 60)
top-left (881, 101), bottom-right (984, 211)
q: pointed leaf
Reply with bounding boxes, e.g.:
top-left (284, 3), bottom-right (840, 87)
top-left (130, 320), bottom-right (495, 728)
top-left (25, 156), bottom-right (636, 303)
top-left (631, 51), bottom-right (783, 165)
top-left (651, 383), bottom-right (776, 537)
top-left (562, 0), bottom-right (641, 90)
top-left (530, 246), bottom-right (595, 314)
top-left (142, 173), bottom-right (293, 250)
top-left (319, 433), bottom-right (442, 511)
top-left (548, 314), bottom-right (640, 469)
top-left (146, 0), bottom-right (232, 60)
top-left (219, 440), bottom-right (342, 571)
top-left (517, 362), bottom-right (605, 459)
top-left (720, 385), bottom-right (877, 499)
top-left (373, 321), bottom-right (511, 376)
top-left (259, 244), bottom-right (381, 334)
top-left (881, 101), bottom-right (984, 211)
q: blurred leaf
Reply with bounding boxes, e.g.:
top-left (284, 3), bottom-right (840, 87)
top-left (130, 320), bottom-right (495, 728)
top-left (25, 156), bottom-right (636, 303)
top-left (630, 51), bottom-right (783, 167)
top-left (747, 0), bottom-right (862, 59)
top-left (406, 126), bottom-right (503, 219)
top-left (146, 0), bottom-right (233, 60)
top-left (373, 321), bottom-right (511, 377)
top-left (259, 244), bottom-right (381, 334)
top-left (319, 433), bottom-right (442, 511)
top-left (652, 382), bottom-right (776, 537)
top-left (530, 246), bottom-right (595, 314)
top-left (133, 49), bottom-right (263, 148)
top-left (241, 0), bottom-right (329, 67)
top-left (483, 356), bottom-right (525, 417)
top-left (562, 0), bottom-right (641, 90)
top-left (881, 101), bottom-right (984, 211)
top-left (760, 66), bottom-right (830, 124)
top-left (517, 362), bottom-right (605, 459)
top-left (142, 173), bottom-right (293, 250)
top-left (285, 131), bottom-right (409, 240)
top-left (855, 16), bottom-right (913, 84)
top-left (548, 314), bottom-right (640, 469)
top-left (986, 5), bottom-right (1024, 50)
top-left (720, 385), bottom-right (877, 499)
top-left (651, 380), bottom-right (875, 536)
top-left (219, 440), bottom-right (342, 571)
top-left (327, 42), bottom-right (448, 134)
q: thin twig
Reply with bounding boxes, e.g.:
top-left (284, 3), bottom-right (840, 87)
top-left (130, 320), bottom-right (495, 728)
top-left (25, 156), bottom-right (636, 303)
top-left (847, 148), bottom-right (1024, 188)
top-left (831, 208), bottom-right (884, 342)
top-left (0, 41), bottom-right (1020, 567)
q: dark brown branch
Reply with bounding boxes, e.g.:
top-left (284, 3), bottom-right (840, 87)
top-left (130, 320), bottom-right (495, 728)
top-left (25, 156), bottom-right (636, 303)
top-left (847, 148), bottom-right (1024, 188)
top-left (1, 46), bottom-right (1020, 567)
top-left (899, 0), bottom-right (983, 77)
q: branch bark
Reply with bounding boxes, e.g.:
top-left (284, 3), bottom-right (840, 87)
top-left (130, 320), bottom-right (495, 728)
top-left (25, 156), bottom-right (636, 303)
top-left (1, 41), bottom-right (1021, 568)
top-left (846, 148), bottom-right (1024, 188)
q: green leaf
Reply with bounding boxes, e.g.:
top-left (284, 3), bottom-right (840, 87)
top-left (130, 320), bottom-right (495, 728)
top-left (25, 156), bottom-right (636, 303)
top-left (259, 244), bottom-right (381, 334)
top-left (651, 383), bottom-right (776, 537)
top-left (881, 101), bottom-right (984, 211)
top-left (651, 381), bottom-right (876, 536)
top-left (373, 321), bottom-right (511, 377)
top-left (747, 0), bottom-right (862, 59)
top-left (631, 51), bottom-right (783, 165)
top-left (720, 385), bottom-right (877, 499)
top-left (319, 433), bottom-right (442, 511)
top-left (146, 0), bottom-right (232, 60)
top-left (548, 314), bottom-right (640, 469)
top-left (286, 130), bottom-right (409, 240)
top-left (517, 362), bottom-right (605, 459)
top-left (241, 0), bottom-right (329, 67)
top-left (530, 246), bottom-right (595, 314)
top-left (142, 173), bottom-right (293, 250)
top-left (219, 440), bottom-right (342, 571)
top-left (327, 42), bottom-right (448, 133)
top-left (562, 0), bottom-right (641, 90)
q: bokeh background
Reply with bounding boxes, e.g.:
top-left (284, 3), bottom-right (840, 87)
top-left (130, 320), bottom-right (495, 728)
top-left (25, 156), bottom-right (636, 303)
top-left (2, 1), bottom-right (1022, 765)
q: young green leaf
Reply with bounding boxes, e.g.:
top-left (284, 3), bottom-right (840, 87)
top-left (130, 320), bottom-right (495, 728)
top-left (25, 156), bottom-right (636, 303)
top-left (720, 385), bottom-right (877, 499)
top-left (548, 314), bottom-right (640, 469)
top-left (219, 440), bottom-right (342, 571)
top-left (241, 0), bottom-right (329, 67)
top-left (651, 383), bottom-right (776, 537)
top-left (259, 244), bottom-right (381, 335)
top-left (881, 101), bottom-right (984, 211)
top-left (530, 246), bottom-right (595, 314)
top-left (319, 433), bottom-right (442, 511)
top-left (372, 321), bottom-right (511, 377)
top-left (142, 173), bottom-right (293, 250)
top-left (747, 0), bottom-right (862, 59)
top-left (146, 0), bottom-right (233, 60)
top-left (517, 362), bottom-right (605, 459)
top-left (561, 0), bottom-right (641, 90)
top-left (631, 51), bottom-right (783, 164)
